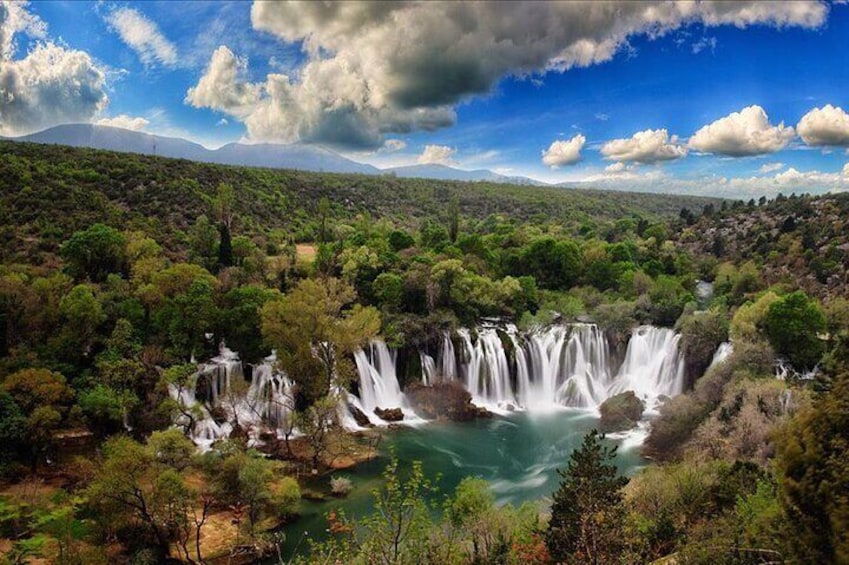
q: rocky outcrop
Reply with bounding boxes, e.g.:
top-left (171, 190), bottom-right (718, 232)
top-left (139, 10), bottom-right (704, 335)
top-left (599, 391), bottom-right (645, 433)
top-left (348, 404), bottom-right (373, 427)
top-left (374, 407), bottom-right (404, 422)
top-left (406, 381), bottom-right (493, 421)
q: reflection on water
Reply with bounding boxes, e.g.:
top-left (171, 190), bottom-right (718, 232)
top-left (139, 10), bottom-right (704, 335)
top-left (278, 409), bottom-right (647, 559)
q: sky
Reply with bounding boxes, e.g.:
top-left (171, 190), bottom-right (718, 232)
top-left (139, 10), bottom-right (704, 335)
top-left (1, 0), bottom-right (849, 197)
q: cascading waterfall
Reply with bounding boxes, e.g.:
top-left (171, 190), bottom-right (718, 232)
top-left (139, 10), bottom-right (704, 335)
top-left (610, 326), bottom-right (684, 412)
top-left (353, 340), bottom-right (422, 424)
top-left (168, 347), bottom-right (296, 447)
top-left (425, 324), bottom-right (687, 413)
top-left (176, 324), bottom-right (719, 446)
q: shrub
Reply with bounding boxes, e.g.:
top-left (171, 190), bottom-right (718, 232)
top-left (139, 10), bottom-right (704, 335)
top-left (763, 291), bottom-right (826, 370)
top-left (330, 476), bottom-right (354, 497)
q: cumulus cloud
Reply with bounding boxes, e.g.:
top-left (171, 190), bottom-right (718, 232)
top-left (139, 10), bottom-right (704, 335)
top-left (797, 104), bottom-right (849, 146)
top-left (418, 144), bottom-right (455, 165)
top-left (105, 7), bottom-right (177, 68)
top-left (0, 0), bottom-right (45, 61)
top-left (541, 134), bottom-right (585, 167)
top-left (184, 1), bottom-right (827, 148)
top-left (0, 41), bottom-right (109, 137)
top-left (96, 114), bottom-right (148, 131)
top-left (604, 162), bottom-right (636, 174)
top-left (758, 162), bottom-right (785, 174)
top-left (601, 128), bottom-right (687, 163)
top-left (185, 46), bottom-right (261, 116)
top-left (688, 105), bottom-right (795, 156)
top-left (576, 165), bottom-right (848, 198)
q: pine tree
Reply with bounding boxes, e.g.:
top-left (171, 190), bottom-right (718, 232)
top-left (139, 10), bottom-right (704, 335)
top-left (545, 430), bottom-right (628, 564)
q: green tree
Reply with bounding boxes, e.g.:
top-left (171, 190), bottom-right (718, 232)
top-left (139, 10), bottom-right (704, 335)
top-left (775, 357), bottom-right (849, 564)
top-left (357, 457), bottom-right (437, 564)
top-left (448, 196), bottom-right (460, 243)
top-left (59, 283), bottom-right (106, 354)
top-left (86, 434), bottom-right (214, 562)
top-left (546, 430), bottom-right (628, 564)
top-left (521, 237), bottom-right (582, 289)
top-left (187, 214), bottom-right (219, 271)
top-left (1, 369), bottom-right (73, 471)
top-left (373, 272), bottom-right (404, 312)
top-left (213, 183), bottom-right (236, 269)
top-left (763, 291), bottom-right (826, 370)
top-left (0, 391), bottom-right (27, 472)
top-left (146, 264), bottom-right (219, 358)
top-left (260, 278), bottom-right (380, 405)
top-left (60, 224), bottom-right (127, 282)
top-left (217, 285), bottom-right (276, 364)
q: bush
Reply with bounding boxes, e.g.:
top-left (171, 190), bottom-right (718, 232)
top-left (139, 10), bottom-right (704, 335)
top-left (678, 309), bottom-right (729, 387)
top-left (763, 291), bottom-right (826, 370)
top-left (645, 395), bottom-right (709, 461)
top-left (273, 476), bottom-right (301, 516)
top-left (330, 476), bottom-right (354, 497)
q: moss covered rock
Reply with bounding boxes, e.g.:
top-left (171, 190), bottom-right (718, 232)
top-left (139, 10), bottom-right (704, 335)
top-left (599, 391), bottom-right (645, 433)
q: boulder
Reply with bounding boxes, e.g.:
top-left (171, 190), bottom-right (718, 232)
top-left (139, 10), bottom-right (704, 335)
top-left (348, 404), bottom-right (373, 427)
top-left (406, 381), bottom-right (492, 421)
top-left (374, 407), bottom-right (404, 422)
top-left (599, 391), bottom-right (645, 433)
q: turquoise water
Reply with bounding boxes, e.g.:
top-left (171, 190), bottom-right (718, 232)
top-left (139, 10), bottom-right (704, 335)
top-left (279, 409), bottom-right (648, 559)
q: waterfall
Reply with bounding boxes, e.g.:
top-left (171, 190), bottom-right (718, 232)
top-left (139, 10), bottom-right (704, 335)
top-left (175, 324), bottom-right (710, 445)
top-left (611, 326), bottom-right (684, 413)
top-left (420, 352), bottom-right (436, 386)
top-left (168, 347), bottom-right (296, 447)
top-left (412, 323), bottom-right (687, 413)
top-left (352, 340), bottom-right (423, 425)
top-left (709, 342), bottom-right (733, 369)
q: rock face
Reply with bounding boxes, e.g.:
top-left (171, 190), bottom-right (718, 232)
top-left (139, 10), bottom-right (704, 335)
top-left (348, 404), bottom-right (373, 427)
top-left (374, 407), bottom-right (404, 422)
top-left (599, 391), bottom-right (645, 433)
top-left (406, 381), bottom-right (493, 421)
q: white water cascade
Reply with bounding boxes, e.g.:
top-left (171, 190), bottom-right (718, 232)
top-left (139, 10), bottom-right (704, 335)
top-left (174, 324), bottom-right (712, 446)
top-left (352, 341), bottom-right (423, 425)
top-left (168, 346), bottom-right (296, 448)
top-left (428, 324), bottom-right (687, 413)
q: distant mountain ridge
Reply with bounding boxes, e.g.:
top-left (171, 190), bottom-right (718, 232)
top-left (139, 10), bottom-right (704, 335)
top-left (383, 163), bottom-right (544, 185)
top-left (5, 124), bottom-right (542, 184)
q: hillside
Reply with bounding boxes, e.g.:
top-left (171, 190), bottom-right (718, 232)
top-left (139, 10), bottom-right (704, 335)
top-left (676, 194), bottom-right (849, 299)
top-left (0, 141), bottom-right (722, 263)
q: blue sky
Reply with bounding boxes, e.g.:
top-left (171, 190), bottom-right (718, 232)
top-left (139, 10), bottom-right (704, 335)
top-left (2, 0), bottom-right (849, 196)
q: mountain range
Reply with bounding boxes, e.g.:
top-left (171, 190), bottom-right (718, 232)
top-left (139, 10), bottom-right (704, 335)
top-left (4, 124), bottom-right (543, 185)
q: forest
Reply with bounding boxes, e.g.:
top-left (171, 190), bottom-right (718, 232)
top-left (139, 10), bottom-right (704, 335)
top-left (1, 142), bottom-right (848, 565)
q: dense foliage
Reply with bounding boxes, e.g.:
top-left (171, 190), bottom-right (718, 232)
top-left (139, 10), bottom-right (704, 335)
top-left (1, 141), bottom-right (847, 564)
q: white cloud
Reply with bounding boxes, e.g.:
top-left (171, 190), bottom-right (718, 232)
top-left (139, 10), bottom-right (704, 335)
top-left (541, 134), bottom-right (585, 167)
top-left (604, 162), bottom-right (636, 174)
top-left (575, 165), bottom-right (849, 198)
top-left (0, 0), bottom-right (46, 61)
top-left (758, 162), bottom-right (785, 174)
top-left (0, 41), bottom-right (109, 137)
top-left (595, 113), bottom-right (609, 121)
top-left (688, 105), bottom-right (795, 156)
top-left (216, 118), bottom-right (228, 126)
top-left (96, 114), bottom-right (149, 131)
top-left (418, 144), bottom-right (455, 165)
top-left (379, 139), bottom-right (407, 153)
top-left (105, 7), bottom-right (177, 68)
top-left (185, 46), bottom-right (262, 117)
top-left (184, 1), bottom-right (826, 148)
top-left (601, 128), bottom-right (687, 163)
top-left (797, 104), bottom-right (849, 146)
